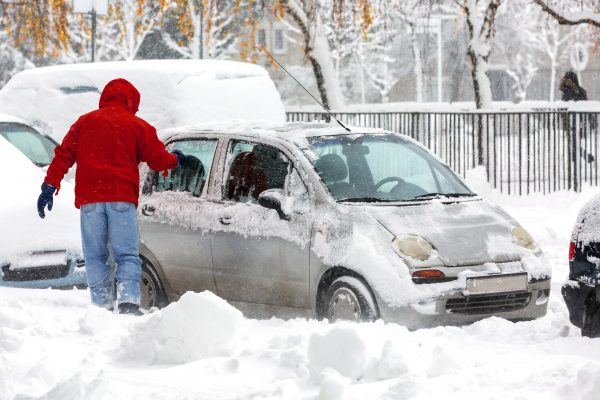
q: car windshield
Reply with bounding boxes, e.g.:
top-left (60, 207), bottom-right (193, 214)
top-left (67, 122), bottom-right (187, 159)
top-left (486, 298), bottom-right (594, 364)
top-left (0, 123), bottom-right (57, 167)
top-left (305, 134), bottom-right (473, 202)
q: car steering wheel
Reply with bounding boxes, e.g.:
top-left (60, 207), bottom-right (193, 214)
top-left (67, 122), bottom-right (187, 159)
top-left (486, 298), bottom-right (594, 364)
top-left (374, 177), bottom-right (405, 192)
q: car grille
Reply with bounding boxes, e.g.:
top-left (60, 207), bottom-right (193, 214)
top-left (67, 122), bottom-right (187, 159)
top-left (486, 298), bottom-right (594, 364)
top-left (1, 263), bottom-right (70, 282)
top-left (445, 292), bottom-right (531, 315)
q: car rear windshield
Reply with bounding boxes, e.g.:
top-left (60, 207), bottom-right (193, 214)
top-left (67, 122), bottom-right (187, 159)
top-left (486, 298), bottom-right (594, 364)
top-left (305, 134), bottom-right (473, 202)
top-left (0, 123), bottom-right (57, 167)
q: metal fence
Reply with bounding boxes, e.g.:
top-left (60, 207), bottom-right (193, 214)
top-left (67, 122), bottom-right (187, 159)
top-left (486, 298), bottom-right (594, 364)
top-left (286, 110), bottom-right (600, 194)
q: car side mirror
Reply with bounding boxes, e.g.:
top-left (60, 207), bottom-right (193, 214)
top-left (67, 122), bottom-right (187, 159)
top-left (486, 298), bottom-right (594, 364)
top-left (258, 189), bottom-right (290, 220)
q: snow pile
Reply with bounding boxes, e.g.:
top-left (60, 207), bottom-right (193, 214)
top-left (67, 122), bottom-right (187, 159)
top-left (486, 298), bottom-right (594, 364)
top-left (116, 291), bottom-right (244, 364)
top-left (307, 326), bottom-right (371, 381)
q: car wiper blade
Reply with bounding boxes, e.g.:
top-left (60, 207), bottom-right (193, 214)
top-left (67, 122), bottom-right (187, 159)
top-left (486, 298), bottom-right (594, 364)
top-left (337, 197), bottom-right (398, 203)
top-left (408, 192), bottom-right (476, 200)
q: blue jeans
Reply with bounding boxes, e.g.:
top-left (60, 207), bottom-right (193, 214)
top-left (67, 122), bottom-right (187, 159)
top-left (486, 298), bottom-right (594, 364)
top-left (80, 202), bottom-right (141, 309)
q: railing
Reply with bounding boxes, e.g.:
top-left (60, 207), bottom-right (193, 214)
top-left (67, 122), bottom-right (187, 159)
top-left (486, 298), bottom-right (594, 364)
top-left (286, 110), bottom-right (600, 194)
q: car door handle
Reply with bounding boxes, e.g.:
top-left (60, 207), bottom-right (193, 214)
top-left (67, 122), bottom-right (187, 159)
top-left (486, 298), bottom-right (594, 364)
top-left (141, 204), bottom-right (156, 216)
top-left (219, 215), bottom-right (232, 225)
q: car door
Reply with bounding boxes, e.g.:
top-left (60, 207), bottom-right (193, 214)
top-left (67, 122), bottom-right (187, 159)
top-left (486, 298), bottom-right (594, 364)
top-left (138, 137), bottom-right (220, 295)
top-left (211, 139), bottom-right (312, 309)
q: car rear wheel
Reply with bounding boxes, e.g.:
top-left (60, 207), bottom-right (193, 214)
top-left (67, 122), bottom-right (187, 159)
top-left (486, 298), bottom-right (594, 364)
top-left (140, 259), bottom-right (167, 310)
top-left (324, 276), bottom-right (379, 322)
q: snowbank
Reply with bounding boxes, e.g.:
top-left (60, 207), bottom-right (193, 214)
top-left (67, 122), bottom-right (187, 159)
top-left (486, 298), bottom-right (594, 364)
top-left (116, 291), bottom-right (244, 364)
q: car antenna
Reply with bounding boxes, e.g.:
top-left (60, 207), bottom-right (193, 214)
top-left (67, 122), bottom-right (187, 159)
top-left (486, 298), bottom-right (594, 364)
top-left (267, 51), bottom-right (351, 132)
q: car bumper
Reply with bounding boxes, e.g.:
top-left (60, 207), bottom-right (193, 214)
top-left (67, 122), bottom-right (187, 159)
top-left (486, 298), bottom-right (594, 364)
top-left (562, 279), bottom-right (598, 329)
top-left (0, 258), bottom-right (87, 289)
top-left (378, 278), bottom-right (551, 330)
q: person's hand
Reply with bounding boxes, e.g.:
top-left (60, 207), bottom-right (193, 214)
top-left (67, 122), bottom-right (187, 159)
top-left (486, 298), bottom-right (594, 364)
top-left (171, 150), bottom-right (186, 167)
top-left (37, 183), bottom-right (56, 219)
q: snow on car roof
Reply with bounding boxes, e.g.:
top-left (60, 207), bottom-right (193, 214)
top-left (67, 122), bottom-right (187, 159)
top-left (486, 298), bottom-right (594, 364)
top-left (0, 113), bottom-right (28, 124)
top-left (0, 60), bottom-right (286, 141)
top-left (5, 59), bottom-right (270, 87)
top-left (160, 120), bottom-right (389, 143)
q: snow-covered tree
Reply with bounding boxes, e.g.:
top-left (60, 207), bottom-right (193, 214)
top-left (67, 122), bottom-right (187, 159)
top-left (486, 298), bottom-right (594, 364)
top-left (103, 0), bottom-right (168, 61)
top-left (0, 33), bottom-right (34, 87)
top-left (534, 0), bottom-right (600, 28)
top-left (506, 53), bottom-right (537, 102)
top-left (456, 0), bottom-right (503, 109)
top-left (162, 0), bottom-right (242, 59)
top-left (270, 0), bottom-right (350, 110)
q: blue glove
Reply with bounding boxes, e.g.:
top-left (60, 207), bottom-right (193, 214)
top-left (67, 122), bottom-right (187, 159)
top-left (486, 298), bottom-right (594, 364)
top-left (37, 183), bottom-right (56, 219)
top-left (171, 150), bottom-right (186, 167)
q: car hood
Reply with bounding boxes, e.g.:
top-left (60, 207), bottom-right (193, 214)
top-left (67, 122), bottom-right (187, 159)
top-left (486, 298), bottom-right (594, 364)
top-left (368, 199), bottom-right (523, 266)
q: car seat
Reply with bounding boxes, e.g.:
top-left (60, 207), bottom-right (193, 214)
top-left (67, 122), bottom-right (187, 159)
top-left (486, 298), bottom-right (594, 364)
top-left (226, 151), bottom-right (268, 201)
top-left (173, 155), bottom-right (205, 197)
top-left (254, 145), bottom-right (289, 190)
top-left (314, 153), bottom-right (353, 198)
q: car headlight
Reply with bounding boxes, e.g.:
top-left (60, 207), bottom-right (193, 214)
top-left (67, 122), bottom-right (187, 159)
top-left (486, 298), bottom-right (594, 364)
top-left (512, 226), bottom-right (538, 251)
top-left (392, 234), bottom-right (436, 261)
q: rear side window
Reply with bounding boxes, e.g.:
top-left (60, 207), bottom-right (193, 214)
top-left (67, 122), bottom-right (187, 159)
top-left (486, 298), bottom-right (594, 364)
top-left (0, 123), bottom-right (56, 166)
top-left (142, 139), bottom-right (218, 197)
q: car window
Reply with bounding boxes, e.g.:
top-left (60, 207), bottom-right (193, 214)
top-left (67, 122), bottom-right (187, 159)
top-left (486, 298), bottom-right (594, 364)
top-left (224, 140), bottom-right (291, 203)
top-left (142, 139), bottom-right (218, 197)
top-left (306, 134), bottom-right (471, 202)
top-left (0, 123), bottom-right (56, 167)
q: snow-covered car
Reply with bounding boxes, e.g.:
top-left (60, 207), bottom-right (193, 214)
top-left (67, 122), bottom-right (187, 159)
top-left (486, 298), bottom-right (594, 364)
top-left (135, 122), bottom-right (551, 328)
top-left (0, 60), bottom-right (285, 142)
top-left (563, 196), bottom-right (600, 337)
top-left (0, 136), bottom-right (86, 289)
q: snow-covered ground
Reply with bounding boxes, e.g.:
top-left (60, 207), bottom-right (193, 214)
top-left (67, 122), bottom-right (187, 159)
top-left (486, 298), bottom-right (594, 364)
top-left (2, 170), bottom-right (600, 400)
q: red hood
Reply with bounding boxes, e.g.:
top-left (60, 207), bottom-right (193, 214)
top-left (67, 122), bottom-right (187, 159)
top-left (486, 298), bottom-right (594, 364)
top-left (99, 78), bottom-right (140, 114)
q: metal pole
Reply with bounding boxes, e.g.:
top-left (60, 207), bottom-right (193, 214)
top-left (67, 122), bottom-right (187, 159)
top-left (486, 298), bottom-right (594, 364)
top-left (437, 22), bottom-right (442, 102)
top-left (199, 2), bottom-right (203, 59)
top-left (91, 8), bottom-right (96, 62)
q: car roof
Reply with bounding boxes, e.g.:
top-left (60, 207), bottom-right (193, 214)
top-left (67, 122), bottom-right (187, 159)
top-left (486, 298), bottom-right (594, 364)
top-left (160, 121), bottom-right (393, 143)
top-left (0, 113), bottom-right (29, 125)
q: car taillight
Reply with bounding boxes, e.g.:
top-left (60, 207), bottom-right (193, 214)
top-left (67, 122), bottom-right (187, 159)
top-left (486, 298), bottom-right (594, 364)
top-left (569, 241), bottom-right (576, 262)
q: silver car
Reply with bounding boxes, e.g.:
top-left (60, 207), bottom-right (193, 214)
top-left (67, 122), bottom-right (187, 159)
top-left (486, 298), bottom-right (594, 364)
top-left (138, 122), bottom-right (551, 328)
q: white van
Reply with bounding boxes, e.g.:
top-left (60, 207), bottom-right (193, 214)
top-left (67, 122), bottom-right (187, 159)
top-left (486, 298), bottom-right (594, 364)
top-left (0, 60), bottom-right (285, 141)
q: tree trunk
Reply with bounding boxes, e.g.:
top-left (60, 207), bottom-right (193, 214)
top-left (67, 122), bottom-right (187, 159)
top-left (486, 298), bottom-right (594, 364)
top-left (282, 1), bottom-right (344, 110)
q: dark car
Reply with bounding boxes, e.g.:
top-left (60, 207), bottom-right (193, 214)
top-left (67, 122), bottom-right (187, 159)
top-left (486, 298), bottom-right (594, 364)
top-left (563, 196), bottom-right (600, 337)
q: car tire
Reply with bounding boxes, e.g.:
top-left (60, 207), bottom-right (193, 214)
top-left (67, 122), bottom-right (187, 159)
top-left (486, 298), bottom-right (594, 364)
top-left (581, 294), bottom-right (600, 338)
top-left (324, 276), bottom-right (379, 322)
top-left (140, 258), bottom-right (168, 310)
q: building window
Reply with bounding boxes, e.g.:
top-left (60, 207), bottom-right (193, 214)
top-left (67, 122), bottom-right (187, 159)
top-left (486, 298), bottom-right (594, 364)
top-left (273, 28), bottom-right (287, 54)
top-left (257, 28), bottom-right (268, 48)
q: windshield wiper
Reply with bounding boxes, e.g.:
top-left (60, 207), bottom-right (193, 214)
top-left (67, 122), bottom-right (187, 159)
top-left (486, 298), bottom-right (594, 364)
top-left (338, 197), bottom-right (398, 203)
top-left (34, 162), bottom-right (49, 167)
top-left (407, 192), bottom-right (476, 200)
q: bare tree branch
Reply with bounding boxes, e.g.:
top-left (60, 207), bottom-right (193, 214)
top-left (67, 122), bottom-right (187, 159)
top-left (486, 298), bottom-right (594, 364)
top-left (533, 0), bottom-right (600, 28)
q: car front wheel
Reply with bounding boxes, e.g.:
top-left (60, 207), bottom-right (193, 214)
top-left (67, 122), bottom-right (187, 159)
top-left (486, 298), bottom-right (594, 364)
top-left (324, 276), bottom-right (379, 322)
top-left (140, 259), bottom-right (167, 310)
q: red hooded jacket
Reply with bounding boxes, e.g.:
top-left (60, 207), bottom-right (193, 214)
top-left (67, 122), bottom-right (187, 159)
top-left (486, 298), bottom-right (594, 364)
top-left (44, 78), bottom-right (178, 208)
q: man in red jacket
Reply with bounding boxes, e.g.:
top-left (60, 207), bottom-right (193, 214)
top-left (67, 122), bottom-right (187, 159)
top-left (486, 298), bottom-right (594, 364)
top-left (37, 78), bottom-right (185, 315)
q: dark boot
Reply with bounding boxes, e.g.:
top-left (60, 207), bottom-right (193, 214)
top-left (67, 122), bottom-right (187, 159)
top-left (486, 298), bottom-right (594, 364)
top-left (118, 302), bottom-right (143, 316)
